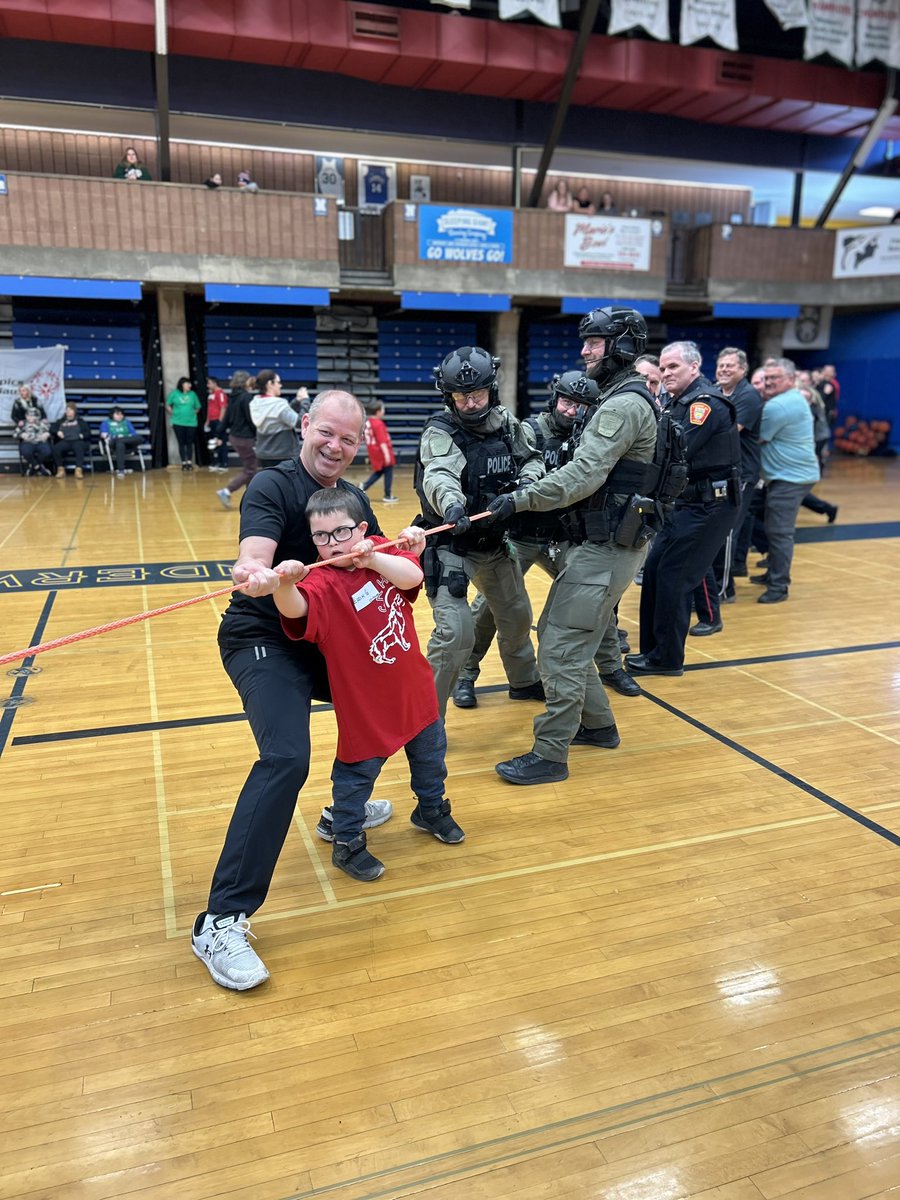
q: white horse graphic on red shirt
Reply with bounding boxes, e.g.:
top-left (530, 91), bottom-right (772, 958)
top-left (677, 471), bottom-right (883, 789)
top-left (369, 586), bottom-right (410, 665)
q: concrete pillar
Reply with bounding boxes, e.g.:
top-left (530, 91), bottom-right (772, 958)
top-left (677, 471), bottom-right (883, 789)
top-left (492, 308), bottom-right (522, 416)
top-left (756, 319), bottom-right (787, 366)
top-left (156, 286), bottom-right (191, 466)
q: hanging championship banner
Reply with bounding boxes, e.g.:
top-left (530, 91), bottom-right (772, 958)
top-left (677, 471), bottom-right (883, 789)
top-left (0, 345), bottom-right (66, 424)
top-left (857, 0), bottom-right (900, 69)
top-left (679, 0), bottom-right (738, 50)
top-left (564, 214), bottom-right (652, 272)
top-left (315, 156), bottom-right (345, 205)
top-left (358, 162), bottom-right (396, 211)
top-left (608, 0), bottom-right (670, 39)
top-left (804, 0), bottom-right (855, 65)
top-left (762, 0), bottom-right (808, 30)
top-left (499, 0), bottom-right (561, 26)
top-left (833, 225), bottom-right (900, 278)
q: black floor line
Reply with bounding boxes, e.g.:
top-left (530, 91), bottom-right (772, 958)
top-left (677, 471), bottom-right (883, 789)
top-left (0, 591), bottom-right (57, 759)
top-left (795, 520), bottom-right (900, 543)
top-left (9, 637), bottom-right (900, 749)
top-left (639, 689), bottom-right (900, 849)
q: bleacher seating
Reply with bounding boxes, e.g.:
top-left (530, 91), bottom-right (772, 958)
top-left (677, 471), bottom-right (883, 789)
top-left (525, 320), bottom-right (584, 416)
top-left (205, 314), bottom-right (318, 385)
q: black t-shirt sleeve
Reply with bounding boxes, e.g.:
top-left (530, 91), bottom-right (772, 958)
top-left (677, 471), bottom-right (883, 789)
top-left (239, 470), bottom-right (292, 543)
top-left (732, 385), bottom-right (761, 433)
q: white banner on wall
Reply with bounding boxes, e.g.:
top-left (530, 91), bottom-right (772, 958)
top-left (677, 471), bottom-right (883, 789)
top-left (762, 0), bottom-right (808, 30)
top-left (857, 0), bottom-right (900, 69)
top-left (805, 0), bottom-right (855, 65)
top-left (680, 0), bottom-right (738, 50)
top-left (833, 225), bottom-right (900, 278)
top-left (608, 0), bottom-right (670, 40)
top-left (783, 305), bottom-right (833, 350)
top-left (498, 0), bottom-right (560, 26)
top-left (564, 214), bottom-right (652, 272)
top-left (0, 345), bottom-right (66, 424)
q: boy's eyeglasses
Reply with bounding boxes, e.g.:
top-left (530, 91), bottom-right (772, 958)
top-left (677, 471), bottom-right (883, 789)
top-left (310, 524), bottom-right (359, 546)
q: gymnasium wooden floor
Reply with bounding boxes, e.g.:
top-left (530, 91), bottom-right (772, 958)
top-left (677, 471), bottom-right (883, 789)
top-left (1, 455), bottom-right (899, 1200)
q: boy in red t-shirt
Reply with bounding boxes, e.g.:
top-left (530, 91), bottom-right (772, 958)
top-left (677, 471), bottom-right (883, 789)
top-left (362, 401), bottom-right (398, 503)
top-left (205, 376), bottom-right (229, 471)
top-left (273, 488), bottom-right (464, 882)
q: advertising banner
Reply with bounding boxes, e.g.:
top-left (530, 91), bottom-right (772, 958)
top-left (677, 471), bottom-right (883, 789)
top-left (564, 214), bottom-right (652, 272)
top-left (0, 345), bottom-right (66, 424)
top-left (833, 225), bottom-right (900, 278)
top-left (762, 0), bottom-right (808, 30)
top-left (857, 0), bottom-right (900, 69)
top-left (418, 206), bottom-right (514, 264)
top-left (805, 0), bottom-right (855, 65)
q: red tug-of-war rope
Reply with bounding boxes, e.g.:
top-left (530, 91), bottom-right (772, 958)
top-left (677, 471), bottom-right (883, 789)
top-left (0, 513), bottom-right (491, 668)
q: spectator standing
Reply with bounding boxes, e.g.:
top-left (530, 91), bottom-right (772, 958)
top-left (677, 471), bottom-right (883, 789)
top-left (11, 383), bottom-right (46, 428)
top-left (751, 357), bottom-right (820, 605)
top-left (166, 377), bottom-right (201, 470)
top-left (634, 354), bottom-right (663, 405)
top-left (100, 406), bottom-right (142, 477)
top-left (216, 371), bottom-right (258, 509)
top-left (547, 180), bottom-right (573, 212)
top-left (797, 382), bottom-right (838, 523)
top-left (52, 403), bottom-right (91, 478)
top-left (362, 401), bottom-right (398, 502)
top-left (17, 410), bottom-right (54, 475)
top-left (205, 377), bottom-right (229, 471)
top-left (249, 371), bottom-right (302, 468)
top-left (818, 364), bottom-right (840, 429)
top-left (114, 147), bottom-right (152, 181)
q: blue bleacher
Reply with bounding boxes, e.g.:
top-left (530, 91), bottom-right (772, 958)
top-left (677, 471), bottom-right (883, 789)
top-left (378, 320), bottom-right (477, 383)
top-left (204, 313), bottom-right (319, 383)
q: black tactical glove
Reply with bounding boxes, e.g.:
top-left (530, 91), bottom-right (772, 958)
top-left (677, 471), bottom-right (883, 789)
top-left (443, 503), bottom-right (472, 535)
top-left (486, 493), bottom-right (518, 524)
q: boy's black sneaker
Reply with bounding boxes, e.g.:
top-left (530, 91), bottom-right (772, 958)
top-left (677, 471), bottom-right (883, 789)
top-left (332, 834), bottom-right (385, 881)
top-left (410, 799), bottom-right (465, 844)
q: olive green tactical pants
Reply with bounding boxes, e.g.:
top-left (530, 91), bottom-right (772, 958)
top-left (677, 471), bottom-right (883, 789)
top-left (533, 540), bottom-right (647, 764)
top-left (460, 538), bottom-right (625, 683)
top-left (425, 543), bottom-right (539, 718)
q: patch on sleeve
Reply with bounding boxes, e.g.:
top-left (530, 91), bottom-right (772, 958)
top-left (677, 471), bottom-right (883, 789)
top-left (427, 430), bottom-right (454, 456)
top-left (689, 402), bottom-right (711, 426)
top-left (596, 411), bottom-right (625, 438)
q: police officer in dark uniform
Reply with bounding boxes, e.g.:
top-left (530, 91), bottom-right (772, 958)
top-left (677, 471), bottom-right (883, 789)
top-left (485, 307), bottom-right (664, 786)
top-left (626, 341), bottom-right (741, 677)
top-left (452, 371), bottom-right (639, 706)
top-left (415, 346), bottom-right (545, 717)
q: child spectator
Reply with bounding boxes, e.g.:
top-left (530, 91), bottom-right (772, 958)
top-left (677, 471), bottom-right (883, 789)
top-left (273, 489), bottom-right (464, 882)
top-left (205, 376), bottom-right (229, 471)
top-left (100, 406), bottom-right (141, 477)
top-left (362, 400), bottom-right (397, 502)
top-left (52, 402), bottom-right (91, 477)
top-left (166, 377), bottom-right (201, 470)
top-left (17, 409), bottom-right (54, 475)
top-left (114, 147), bottom-right (152, 181)
top-left (237, 170), bottom-right (259, 193)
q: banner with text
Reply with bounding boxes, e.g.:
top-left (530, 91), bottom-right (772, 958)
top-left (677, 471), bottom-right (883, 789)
top-left (805, 0), bottom-right (855, 65)
top-left (833, 225), bottom-right (900, 278)
top-left (499, 0), bottom-right (560, 26)
top-left (857, 0), bottom-right (900, 69)
top-left (418, 206), bottom-right (514, 265)
top-left (608, 0), bottom-right (670, 39)
top-left (762, 0), bottom-right (808, 30)
top-left (0, 345), bottom-right (66, 424)
top-left (680, 0), bottom-right (738, 50)
top-left (564, 214), bottom-right (652, 272)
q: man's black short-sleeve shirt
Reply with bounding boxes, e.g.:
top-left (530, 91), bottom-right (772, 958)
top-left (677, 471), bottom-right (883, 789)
top-left (218, 460), bottom-right (382, 648)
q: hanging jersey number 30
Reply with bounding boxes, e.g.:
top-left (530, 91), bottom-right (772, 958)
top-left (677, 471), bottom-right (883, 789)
top-left (689, 402), bottom-right (711, 425)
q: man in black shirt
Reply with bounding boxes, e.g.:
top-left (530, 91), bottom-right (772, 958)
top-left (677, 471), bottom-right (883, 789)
top-left (193, 390), bottom-right (421, 990)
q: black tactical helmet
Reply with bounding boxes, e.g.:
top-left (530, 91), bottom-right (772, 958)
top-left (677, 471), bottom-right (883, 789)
top-left (434, 346), bottom-right (500, 424)
top-left (578, 306), bottom-right (648, 382)
top-left (549, 370), bottom-right (601, 409)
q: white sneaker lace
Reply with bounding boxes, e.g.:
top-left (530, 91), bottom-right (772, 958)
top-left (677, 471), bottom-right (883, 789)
top-left (210, 918), bottom-right (258, 961)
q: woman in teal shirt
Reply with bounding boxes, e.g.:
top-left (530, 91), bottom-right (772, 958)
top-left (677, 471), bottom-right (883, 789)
top-left (167, 377), bottom-right (201, 470)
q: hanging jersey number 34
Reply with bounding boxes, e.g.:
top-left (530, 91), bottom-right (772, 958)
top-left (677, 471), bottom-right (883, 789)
top-left (689, 402), bottom-right (711, 425)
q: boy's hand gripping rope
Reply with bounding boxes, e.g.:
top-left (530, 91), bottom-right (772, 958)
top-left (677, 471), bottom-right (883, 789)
top-left (0, 513), bottom-right (490, 668)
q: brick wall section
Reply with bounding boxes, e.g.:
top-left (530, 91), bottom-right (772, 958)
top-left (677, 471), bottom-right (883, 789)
top-left (0, 173), bottom-right (338, 262)
top-left (0, 127), bottom-right (750, 219)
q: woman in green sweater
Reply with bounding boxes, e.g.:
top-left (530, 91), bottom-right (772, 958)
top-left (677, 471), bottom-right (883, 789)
top-left (166, 377), bottom-right (201, 470)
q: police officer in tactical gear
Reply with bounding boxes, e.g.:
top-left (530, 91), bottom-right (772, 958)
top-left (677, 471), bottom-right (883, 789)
top-left (486, 306), bottom-right (661, 786)
top-left (626, 341), bottom-right (741, 677)
top-left (415, 346), bottom-right (545, 718)
top-left (452, 370), bottom-right (640, 708)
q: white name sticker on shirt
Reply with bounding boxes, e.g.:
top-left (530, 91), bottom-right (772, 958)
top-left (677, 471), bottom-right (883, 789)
top-left (351, 581), bottom-right (380, 611)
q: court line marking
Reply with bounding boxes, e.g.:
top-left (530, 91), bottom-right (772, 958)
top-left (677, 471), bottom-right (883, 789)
top-left (162, 481), bottom-right (230, 625)
top-left (277, 1027), bottom-right (900, 1200)
top-left (1, 882), bottom-right (62, 896)
top-left (735, 668), bottom-right (900, 748)
top-left (293, 807), bottom-right (338, 907)
top-left (134, 489), bottom-right (178, 940)
top-left (0, 486), bottom-right (52, 552)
